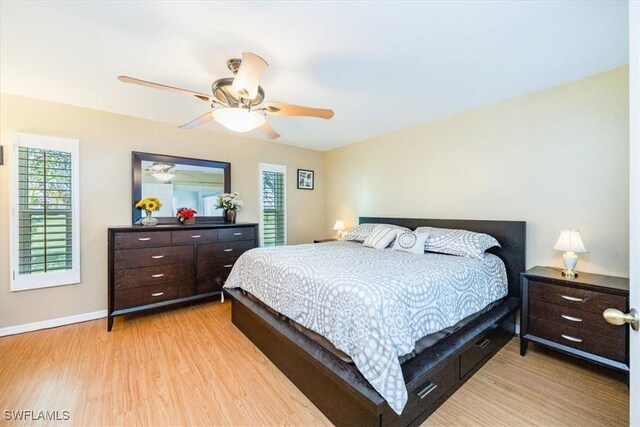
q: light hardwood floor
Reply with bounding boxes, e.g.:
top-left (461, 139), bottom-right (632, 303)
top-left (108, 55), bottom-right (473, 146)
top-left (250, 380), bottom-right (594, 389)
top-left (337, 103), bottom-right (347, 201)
top-left (0, 301), bottom-right (629, 426)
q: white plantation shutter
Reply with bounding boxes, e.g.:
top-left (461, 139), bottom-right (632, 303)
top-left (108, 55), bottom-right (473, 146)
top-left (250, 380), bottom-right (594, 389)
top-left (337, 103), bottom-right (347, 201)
top-left (10, 133), bottom-right (80, 291)
top-left (259, 163), bottom-right (287, 247)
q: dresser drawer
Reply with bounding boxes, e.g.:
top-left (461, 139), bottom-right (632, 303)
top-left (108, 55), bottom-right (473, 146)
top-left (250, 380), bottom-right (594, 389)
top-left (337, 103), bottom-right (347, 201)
top-left (197, 256), bottom-right (238, 278)
top-left (198, 240), bottom-right (255, 259)
top-left (172, 229), bottom-right (218, 244)
top-left (529, 298), bottom-right (624, 340)
top-left (529, 280), bottom-right (626, 314)
top-left (218, 227), bottom-right (255, 241)
top-left (529, 317), bottom-right (625, 362)
top-left (113, 231), bottom-right (172, 249)
top-left (114, 263), bottom-right (193, 290)
top-left (113, 245), bottom-right (193, 270)
top-left (114, 281), bottom-right (193, 310)
top-left (381, 360), bottom-right (456, 427)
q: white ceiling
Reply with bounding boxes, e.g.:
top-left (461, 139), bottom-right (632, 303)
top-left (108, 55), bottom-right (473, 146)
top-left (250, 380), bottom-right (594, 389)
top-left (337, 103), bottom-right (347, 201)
top-left (0, 1), bottom-right (628, 151)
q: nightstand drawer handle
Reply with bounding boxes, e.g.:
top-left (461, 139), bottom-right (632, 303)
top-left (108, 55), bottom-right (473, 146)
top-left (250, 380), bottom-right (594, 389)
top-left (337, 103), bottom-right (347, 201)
top-left (151, 292), bottom-right (164, 297)
top-left (561, 314), bottom-right (583, 322)
top-left (223, 248), bottom-right (233, 252)
top-left (151, 273), bottom-right (164, 278)
top-left (151, 255), bottom-right (164, 259)
top-left (416, 382), bottom-right (438, 399)
top-left (477, 338), bottom-right (492, 349)
top-left (191, 235), bottom-right (201, 238)
top-left (138, 237), bottom-right (151, 241)
top-left (561, 334), bottom-right (582, 343)
top-left (561, 295), bottom-right (583, 302)
top-left (233, 232), bottom-right (243, 236)
top-left (223, 264), bottom-right (233, 268)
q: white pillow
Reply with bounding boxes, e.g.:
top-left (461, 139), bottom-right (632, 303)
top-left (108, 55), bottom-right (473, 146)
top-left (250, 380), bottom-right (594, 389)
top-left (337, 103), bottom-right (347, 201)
top-left (363, 226), bottom-right (399, 249)
top-left (414, 226), bottom-right (500, 259)
top-left (392, 231), bottom-right (430, 254)
top-left (343, 223), bottom-right (410, 242)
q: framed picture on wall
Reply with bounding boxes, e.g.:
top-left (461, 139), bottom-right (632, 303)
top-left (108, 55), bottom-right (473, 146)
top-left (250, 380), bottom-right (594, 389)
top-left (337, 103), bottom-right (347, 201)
top-left (297, 169), bottom-right (314, 190)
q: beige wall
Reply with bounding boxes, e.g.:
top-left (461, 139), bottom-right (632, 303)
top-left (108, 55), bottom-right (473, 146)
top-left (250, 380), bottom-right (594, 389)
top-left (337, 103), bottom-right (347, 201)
top-left (325, 67), bottom-right (629, 277)
top-left (0, 94), bottom-right (326, 329)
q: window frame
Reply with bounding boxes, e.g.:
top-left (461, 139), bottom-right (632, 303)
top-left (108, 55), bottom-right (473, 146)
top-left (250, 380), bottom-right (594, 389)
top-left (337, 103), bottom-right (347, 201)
top-left (9, 133), bottom-right (81, 291)
top-left (258, 163), bottom-right (287, 247)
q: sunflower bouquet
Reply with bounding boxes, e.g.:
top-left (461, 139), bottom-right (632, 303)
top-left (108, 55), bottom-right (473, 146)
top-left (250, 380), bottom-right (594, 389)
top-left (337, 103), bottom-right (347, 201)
top-left (135, 197), bottom-right (162, 213)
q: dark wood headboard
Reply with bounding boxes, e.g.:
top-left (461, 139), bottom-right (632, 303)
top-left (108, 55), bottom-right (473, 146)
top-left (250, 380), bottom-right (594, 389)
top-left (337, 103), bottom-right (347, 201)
top-left (360, 217), bottom-right (526, 298)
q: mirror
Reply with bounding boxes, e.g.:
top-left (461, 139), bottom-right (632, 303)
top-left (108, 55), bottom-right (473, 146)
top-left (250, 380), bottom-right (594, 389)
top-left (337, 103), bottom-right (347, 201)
top-left (132, 152), bottom-right (231, 224)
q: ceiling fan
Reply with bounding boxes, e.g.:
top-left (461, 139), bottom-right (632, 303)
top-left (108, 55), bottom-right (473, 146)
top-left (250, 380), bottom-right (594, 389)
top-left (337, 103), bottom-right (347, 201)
top-left (118, 52), bottom-right (334, 140)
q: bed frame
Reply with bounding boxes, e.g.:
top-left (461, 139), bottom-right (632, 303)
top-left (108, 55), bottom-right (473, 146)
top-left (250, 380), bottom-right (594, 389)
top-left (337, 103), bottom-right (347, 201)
top-left (227, 217), bottom-right (525, 426)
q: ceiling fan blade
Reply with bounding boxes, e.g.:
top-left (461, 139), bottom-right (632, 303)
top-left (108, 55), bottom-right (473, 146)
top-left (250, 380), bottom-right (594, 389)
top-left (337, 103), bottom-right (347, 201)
top-left (179, 111), bottom-right (214, 129)
top-left (118, 76), bottom-right (213, 103)
top-left (259, 120), bottom-right (280, 140)
top-left (264, 102), bottom-right (334, 119)
top-left (231, 52), bottom-right (268, 100)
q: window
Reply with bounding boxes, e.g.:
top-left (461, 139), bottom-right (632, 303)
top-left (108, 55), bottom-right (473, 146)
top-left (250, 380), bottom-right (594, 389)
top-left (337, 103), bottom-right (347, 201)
top-left (10, 133), bottom-right (80, 291)
top-left (259, 163), bottom-right (286, 247)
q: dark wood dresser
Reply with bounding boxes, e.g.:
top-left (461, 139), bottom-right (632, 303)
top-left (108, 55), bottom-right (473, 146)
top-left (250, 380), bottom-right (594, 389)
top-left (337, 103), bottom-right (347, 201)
top-left (107, 223), bottom-right (258, 331)
top-left (520, 266), bottom-right (629, 372)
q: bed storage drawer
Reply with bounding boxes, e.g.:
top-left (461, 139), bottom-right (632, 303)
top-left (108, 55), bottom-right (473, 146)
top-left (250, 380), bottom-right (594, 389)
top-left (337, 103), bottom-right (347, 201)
top-left (381, 360), bottom-right (457, 427)
top-left (459, 323), bottom-right (511, 379)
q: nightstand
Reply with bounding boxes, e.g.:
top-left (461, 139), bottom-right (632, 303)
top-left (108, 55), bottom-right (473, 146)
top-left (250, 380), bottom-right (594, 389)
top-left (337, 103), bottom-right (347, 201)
top-left (520, 266), bottom-right (629, 372)
top-left (313, 238), bottom-right (338, 243)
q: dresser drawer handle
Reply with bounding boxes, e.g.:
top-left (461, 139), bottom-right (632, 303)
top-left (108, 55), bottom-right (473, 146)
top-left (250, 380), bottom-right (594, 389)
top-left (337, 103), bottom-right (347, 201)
top-left (561, 314), bottom-right (583, 322)
top-left (477, 338), bottom-right (492, 349)
top-left (191, 235), bottom-right (201, 238)
top-left (223, 264), bottom-right (234, 268)
top-left (138, 237), bottom-right (151, 241)
top-left (223, 248), bottom-right (233, 252)
top-left (151, 255), bottom-right (164, 259)
top-left (561, 334), bottom-right (583, 343)
top-left (416, 382), bottom-right (438, 399)
top-left (561, 295), bottom-right (583, 302)
top-left (233, 232), bottom-right (243, 236)
top-left (151, 292), bottom-right (164, 297)
top-left (151, 274), bottom-right (164, 278)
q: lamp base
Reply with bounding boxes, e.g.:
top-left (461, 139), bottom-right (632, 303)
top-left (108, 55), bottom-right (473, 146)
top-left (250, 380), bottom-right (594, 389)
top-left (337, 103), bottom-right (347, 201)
top-left (562, 269), bottom-right (578, 279)
top-left (562, 251), bottom-right (579, 279)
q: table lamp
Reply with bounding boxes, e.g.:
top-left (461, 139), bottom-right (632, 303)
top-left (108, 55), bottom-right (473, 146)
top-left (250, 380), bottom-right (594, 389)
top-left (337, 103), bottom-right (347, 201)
top-left (553, 230), bottom-right (588, 279)
top-left (333, 220), bottom-right (345, 239)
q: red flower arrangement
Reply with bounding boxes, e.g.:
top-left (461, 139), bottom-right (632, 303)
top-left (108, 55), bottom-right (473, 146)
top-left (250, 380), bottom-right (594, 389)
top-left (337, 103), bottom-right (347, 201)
top-left (176, 207), bottom-right (197, 224)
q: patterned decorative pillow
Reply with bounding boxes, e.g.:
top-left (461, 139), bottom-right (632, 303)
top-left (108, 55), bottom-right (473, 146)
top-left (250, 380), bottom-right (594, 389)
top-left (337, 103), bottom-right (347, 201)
top-left (414, 226), bottom-right (500, 259)
top-left (362, 226), bottom-right (399, 249)
top-left (391, 231), bottom-right (430, 254)
top-left (343, 223), bottom-right (410, 242)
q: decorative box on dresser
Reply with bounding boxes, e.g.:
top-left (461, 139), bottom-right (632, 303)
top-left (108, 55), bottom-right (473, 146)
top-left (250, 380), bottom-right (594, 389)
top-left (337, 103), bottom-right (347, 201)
top-left (108, 223), bottom-right (258, 331)
top-left (520, 266), bottom-right (630, 372)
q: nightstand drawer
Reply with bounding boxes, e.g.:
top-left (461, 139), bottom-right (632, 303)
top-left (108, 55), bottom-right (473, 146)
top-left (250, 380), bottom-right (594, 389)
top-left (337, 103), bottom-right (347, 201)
top-left (114, 263), bottom-right (193, 290)
top-left (529, 280), bottom-right (626, 314)
top-left (113, 246), bottom-right (193, 270)
top-left (529, 317), bottom-right (625, 362)
top-left (529, 298), bottom-right (624, 339)
top-left (113, 231), bottom-right (172, 249)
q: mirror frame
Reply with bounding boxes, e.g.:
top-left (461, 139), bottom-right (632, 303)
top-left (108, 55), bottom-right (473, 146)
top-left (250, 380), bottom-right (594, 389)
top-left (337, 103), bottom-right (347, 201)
top-left (132, 151), bottom-right (231, 225)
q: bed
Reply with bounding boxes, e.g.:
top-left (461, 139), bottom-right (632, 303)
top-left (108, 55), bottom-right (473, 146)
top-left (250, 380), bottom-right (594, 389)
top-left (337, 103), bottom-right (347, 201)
top-left (225, 217), bottom-right (525, 426)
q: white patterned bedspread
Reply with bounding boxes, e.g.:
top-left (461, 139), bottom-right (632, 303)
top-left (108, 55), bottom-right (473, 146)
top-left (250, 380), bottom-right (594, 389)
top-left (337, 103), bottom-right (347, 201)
top-left (224, 241), bottom-right (507, 414)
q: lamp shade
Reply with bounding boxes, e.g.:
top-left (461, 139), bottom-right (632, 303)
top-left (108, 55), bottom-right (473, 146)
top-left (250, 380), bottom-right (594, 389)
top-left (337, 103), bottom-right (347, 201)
top-left (212, 108), bottom-right (265, 133)
top-left (333, 220), bottom-right (345, 231)
top-left (553, 230), bottom-right (588, 253)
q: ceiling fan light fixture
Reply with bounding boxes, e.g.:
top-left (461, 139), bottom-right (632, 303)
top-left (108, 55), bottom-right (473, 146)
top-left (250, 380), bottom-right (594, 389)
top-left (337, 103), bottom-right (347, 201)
top-left (212, 107), bottom-right (265, 133)
top-left (231, 52), bottom-right (268, 100)
top-left (148, 162), bottom-right (176, 182)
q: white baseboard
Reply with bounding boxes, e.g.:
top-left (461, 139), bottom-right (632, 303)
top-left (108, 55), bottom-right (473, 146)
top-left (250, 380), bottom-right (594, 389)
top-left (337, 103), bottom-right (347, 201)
top-left (0, 310), bottom-right (107, 337)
